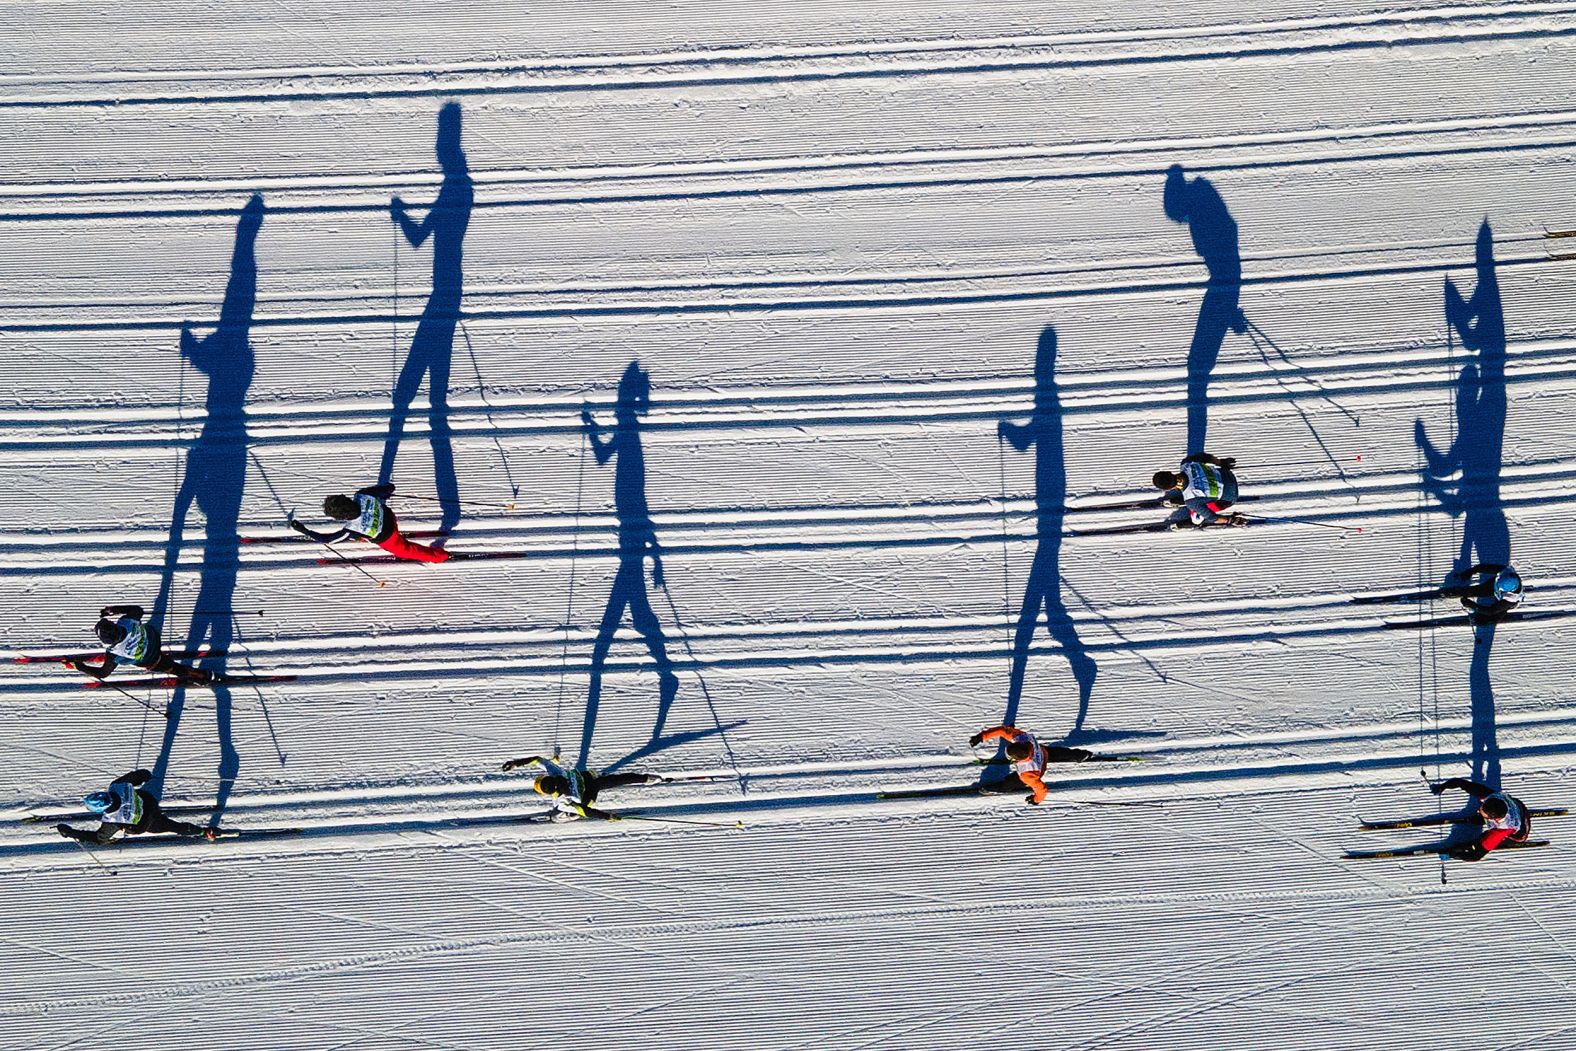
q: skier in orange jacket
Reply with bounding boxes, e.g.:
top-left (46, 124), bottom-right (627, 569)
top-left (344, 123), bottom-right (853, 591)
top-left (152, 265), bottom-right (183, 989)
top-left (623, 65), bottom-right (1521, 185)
top-left (969, 725), bottom-right (1100, 804)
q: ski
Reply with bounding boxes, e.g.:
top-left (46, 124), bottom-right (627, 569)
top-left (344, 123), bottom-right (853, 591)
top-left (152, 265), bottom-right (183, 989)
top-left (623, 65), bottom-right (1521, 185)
top-left (211, 827), bottom-right (305, 840)
top-left (1350, 589), bottom-right (1451, 606)
top-left (1359, 807), bottom-right (1567, 831)
top-left (972, 756), bottom-right (1143, 765)
top-left (25, 804), bottom-right (213, 824)
top-left (1067, 521), bottom-right (1171, 538)
top-left (877, 783), bottom-right (995, 801)
top-left (319, 549), bottom-right (523, 566)
top-left (1344, 838), bottom-right (1550, 861)
top-left (13, 648), bottom-right (226, 665)
top-left (82, 674), bottom-right (296, 690)
top-left (1381, 608), bottom-right (1576, 631)
top-left (1066, 494), bottom-right (1261, 515)
top-left (242, 529), bottom-right (447, 545)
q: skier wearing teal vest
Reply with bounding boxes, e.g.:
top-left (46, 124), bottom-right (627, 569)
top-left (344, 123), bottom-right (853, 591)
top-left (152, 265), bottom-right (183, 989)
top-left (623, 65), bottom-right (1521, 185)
top-left (1153, 453), bottom-right (1246, 529)
top-left (501, 754), bottom-right (665, 821)
top-left (55, 769), bottom-right (216, 843)
top-left (72, 605), bottom-right (213, 684)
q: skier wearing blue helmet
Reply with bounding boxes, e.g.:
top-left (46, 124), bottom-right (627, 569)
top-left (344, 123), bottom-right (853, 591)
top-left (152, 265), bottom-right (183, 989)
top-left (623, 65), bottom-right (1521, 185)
top-left (1449, 562), bottom-right (1525, 624)
top-left (55, 769), bottom-right (215, 844)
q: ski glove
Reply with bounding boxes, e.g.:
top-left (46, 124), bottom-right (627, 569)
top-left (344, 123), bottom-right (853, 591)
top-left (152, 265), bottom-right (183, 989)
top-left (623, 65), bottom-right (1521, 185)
top-left (968, 733), bottom-right (985, 748)
top-left (1024, 794), bottom-right (1040, 806)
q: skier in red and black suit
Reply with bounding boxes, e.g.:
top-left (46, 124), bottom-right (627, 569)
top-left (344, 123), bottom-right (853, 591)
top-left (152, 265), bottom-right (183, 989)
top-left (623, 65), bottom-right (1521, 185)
top-left (72, 605), bottom-right (213, 684)
top-left (1431, 777), bottom-right (1533, 861)
top-left (55, 768), bottom-right (215, 844)
top-left (290, 482), bottom-right (449, 563)
top-left (1153, 452), bottom-right (1246, 529)
top-left (968, 725), bottom-right (1099, 804)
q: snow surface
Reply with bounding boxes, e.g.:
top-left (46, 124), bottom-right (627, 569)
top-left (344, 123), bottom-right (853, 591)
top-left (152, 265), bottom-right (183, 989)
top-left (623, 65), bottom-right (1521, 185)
top-left (2, 2), bottom-right (1575, 1048)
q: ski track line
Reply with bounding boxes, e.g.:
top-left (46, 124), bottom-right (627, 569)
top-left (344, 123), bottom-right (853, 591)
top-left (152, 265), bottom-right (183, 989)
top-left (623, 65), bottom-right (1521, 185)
top-left (2, 472), bottom-right (1569, 571)
top-left (6, 858), bottom-right (1574, 1021)
top-left (6, 108), bottom-right (1576, 206)
top-left (4, 328), bottom-right (1574, 455)
top-left (2, 9), bottom-right (1574, 110)
top-left (2, 2), bottom-right (1568, 92)
top-left (9, 111), bottom-right (1576, 222)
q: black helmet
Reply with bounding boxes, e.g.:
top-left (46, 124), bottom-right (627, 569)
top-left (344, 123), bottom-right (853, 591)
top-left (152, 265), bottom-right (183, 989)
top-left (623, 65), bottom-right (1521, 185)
top-left (94, 618), bottom-right (126, 646)
top-left (1480, 797), bottom-right (1509, 820)
top-left (1153, 470), bottom-right (1181, 490)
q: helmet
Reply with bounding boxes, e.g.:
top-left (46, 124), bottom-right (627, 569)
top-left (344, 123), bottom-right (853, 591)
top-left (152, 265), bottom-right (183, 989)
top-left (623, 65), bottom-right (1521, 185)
top-left (1153, 470), bottom-right (1180, 490)
top-left (1005, 739), bottom-right (1033, 762)
top-left (1493, 570), bottom-right (1522, 600)
top-left (83, 791), bottom-right (118, 815)
top-left (1480, 796), bottom-right (1509, 820)
top-left (94, 619), bottom-right (126, 646)
top-left (534, 775), bottom-right (567, 798)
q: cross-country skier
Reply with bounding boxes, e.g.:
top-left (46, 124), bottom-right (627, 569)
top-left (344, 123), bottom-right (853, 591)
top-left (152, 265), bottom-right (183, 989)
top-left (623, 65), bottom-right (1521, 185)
top-left (290, 482), bottom-right (450, 563)
top-left (1152, 452), bottom-right (1247, 529)
top-left (968, 725), bottom-right (1099, 804)
top-left (55, 768), bottom-right (215, 844)
top-left (501, 754), bottom-right (665, 821)
top-left (72, 605), bottom-right (213, 684)
top-left (1430, 777), bottom-right (1533, 861)
top-left (1447, 562), bottom-right (1524, 623)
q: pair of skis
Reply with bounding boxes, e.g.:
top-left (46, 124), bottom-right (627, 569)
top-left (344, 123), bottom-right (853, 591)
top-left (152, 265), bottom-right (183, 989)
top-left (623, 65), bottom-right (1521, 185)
top-left (242, 529), bottom-right (524, 566)
top-left (1065, 495), bottom-right (1262, 537)
top-left (875, 756), bottom-right (1144, 801)
top-left (1343, 807), bottom-right (1566, 860)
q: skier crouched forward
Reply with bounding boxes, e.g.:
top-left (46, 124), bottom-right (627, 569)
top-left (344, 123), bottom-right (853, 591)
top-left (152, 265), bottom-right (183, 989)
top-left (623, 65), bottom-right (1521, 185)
top-left (56, 769), bottom-right (216, 844)
top-left (502, 754), bottom-right (667, 821)
top-left (73, 605), bottom-right (212, 685)
top-left (1153, 453), bottom-right (1246, 529)
top-left (1432, 778), bottom-right (1533, 861)
top-left (1448, 563), bottom-right (1524, 624)
top-left (968, 725), bottom-right (1100, 805)
top-left (291, 482), bottom-right (449, 563)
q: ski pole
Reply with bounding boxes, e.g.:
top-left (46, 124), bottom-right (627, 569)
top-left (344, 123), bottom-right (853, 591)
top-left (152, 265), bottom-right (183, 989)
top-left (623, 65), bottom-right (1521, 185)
top-left (67, 836), bottom-right (119, 876)
top-left (95, 681), bottom-right (171, 721)
top-left (392, 493), bottom-right (517, 511)
top-left (614, 813), bottom-right (744, 830)
top-left (1240, 513), bottom-right (1362, 534)
top-left (1234, 455), bottom-right (1365, 471)
top-left (310, 537), bottom-right (388, 588)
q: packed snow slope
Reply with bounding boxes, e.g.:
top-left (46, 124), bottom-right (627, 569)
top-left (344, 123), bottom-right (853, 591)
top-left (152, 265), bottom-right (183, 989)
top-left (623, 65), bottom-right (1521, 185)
top-left (2, 2), bottom-right (1575, 1048)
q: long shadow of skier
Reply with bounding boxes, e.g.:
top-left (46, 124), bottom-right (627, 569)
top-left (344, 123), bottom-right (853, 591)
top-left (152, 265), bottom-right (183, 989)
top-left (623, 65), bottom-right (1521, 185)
top-left (379, 101), bottom-right (472, 534)
top-left (1415, 220), bottom-right (1509, 788)
top-left (998, 326), bottom-right (1098, 739)
top-left (577, 362), bottom-right (682, 771)
top-left (149, 194), bottom-right (264, 817)
top-left (1164, 164), bottom-right (1245, 455)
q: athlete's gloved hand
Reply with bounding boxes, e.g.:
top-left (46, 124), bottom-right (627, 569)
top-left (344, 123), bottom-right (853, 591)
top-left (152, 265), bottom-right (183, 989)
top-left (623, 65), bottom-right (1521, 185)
top-left (1024, 795), bottom-right (1040, 806)
top-left (289, 519), bottom-right (307, 534)
top-left (968, 733), bottom-right (984, 748)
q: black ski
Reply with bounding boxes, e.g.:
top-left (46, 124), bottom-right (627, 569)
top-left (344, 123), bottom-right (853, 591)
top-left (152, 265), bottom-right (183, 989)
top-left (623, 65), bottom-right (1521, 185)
top-left (1344, 838), bottom-right (1549, 861)
top-left (1350, 589), bottom-right (1451, 606)
top-left (25, 804), bottom-right (213, 824)
top-left (877, 783), bottom-right (998, 801)
top-left (1360, 807), bottom-right (1567, 831)
top-left (1067, 521), bottom-right (1172, 538)
top-left (1381, 609), bottom-right (1576, 631)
